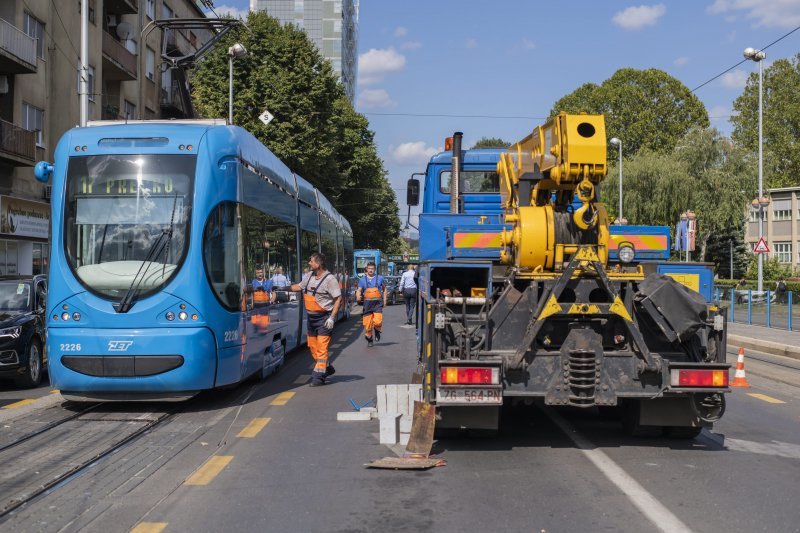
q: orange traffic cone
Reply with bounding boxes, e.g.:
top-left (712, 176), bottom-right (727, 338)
top-left (730, 347), bottom-right (751, 388)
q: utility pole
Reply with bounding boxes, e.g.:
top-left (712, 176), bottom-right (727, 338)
top-left (80, 0), bottom-right (89, 126)
top-left (730, 239), bottom-right (734, 279)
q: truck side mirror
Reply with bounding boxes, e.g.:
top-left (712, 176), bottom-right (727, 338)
top-left (407, 177), bottom-right (420, 206)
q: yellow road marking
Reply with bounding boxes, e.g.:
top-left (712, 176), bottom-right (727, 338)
top-left (51, 390), bottom-right (60, 393)
top-left (2, 399), bottom-right (35, 409)
top-left (747, 393), bottom-right (786, 404)
top-left (185, 456), bottom-right (234, 486)
top-left (237, 418), bottom-right (271, 438)
top-left (294, 375), bottom-right (310, 384)
top-left (130, 523), bottom-right (167, 533)
top-left (271, 392), bottom-right (295, 406)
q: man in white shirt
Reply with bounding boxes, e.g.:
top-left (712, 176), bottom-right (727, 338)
top-left (271, 266), bottom-right (289, 287)
top-left (398, 264), bottom-right (418, 325)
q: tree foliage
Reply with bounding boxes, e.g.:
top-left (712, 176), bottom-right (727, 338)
top-left (731, 53), bottom-right (800, 189)
top-left (471, 137), bottom-right (511, 149)
top-left (599, 128), bottom-right (755, 264)
top-left (551, 69), bottom-right (709, 158)
top-left (191, 12), bottom-right (401, 251)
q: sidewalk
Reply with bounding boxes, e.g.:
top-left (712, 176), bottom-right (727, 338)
top-left (727, 322), bottom-right (800, 361)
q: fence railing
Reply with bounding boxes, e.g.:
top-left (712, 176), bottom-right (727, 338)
top-left (102, 30), bottom-right (137, 78)
top-left (715, 288), bottom-right (797, 331)
top-left (0, 17), bottom-right (37, 68)
top-left (0, 118), bottom-right (35, 163)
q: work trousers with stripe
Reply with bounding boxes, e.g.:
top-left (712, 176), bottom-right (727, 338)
top-left (362, 299), bottom-right (383, 339)
top-left (307, 312), bottom-right (332, 379)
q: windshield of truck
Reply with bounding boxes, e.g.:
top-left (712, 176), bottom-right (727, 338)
top-left (440, 170), bottom-right (500, 194)
top-left (64, 154), bottom-right (195, 300)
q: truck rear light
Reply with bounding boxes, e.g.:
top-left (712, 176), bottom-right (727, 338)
top-left (670, 369), bottom-right (728, 387)
top-left (440, 367), bottom-right (499, 385)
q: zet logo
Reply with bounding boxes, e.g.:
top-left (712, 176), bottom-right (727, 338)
top-left (108, 340), bottom-right (134, 351)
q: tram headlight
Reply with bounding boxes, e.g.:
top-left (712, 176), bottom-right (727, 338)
top-left (618, 245), bottom-right (635, 264)
top-left (72, 312), bottom-right (81, 321)
top-left (165, 311), bottom-right (175, 321)
top-left (178, 311), bottom-right (188, 321)
top-left (61, 312), bottom-right (71, 321)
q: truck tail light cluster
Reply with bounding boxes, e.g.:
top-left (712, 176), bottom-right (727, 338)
top-left (440, 367), bottom-right (499, 385)
top-left (670, 369), bottom-right (728, 387)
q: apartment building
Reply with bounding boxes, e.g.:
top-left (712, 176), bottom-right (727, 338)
top-left (0, 0), bottom-right (209, 275)
top-left (745, 186), bottom-right (800, 272)
top-left (251, 0), bottom-right (359, 102)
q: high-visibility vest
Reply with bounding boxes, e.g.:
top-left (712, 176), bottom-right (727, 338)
top-left (303, 272), bottom-right (332, 314)
top-left (362, 275), bottom-right (384, 300)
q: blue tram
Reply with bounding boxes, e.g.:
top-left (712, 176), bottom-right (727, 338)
top-left (353, 249), bottom-right (385, 277)
top-left (36, 120), bottom-right (354, 401)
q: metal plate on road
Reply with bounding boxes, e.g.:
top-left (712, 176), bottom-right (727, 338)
top-left (437, 388), bottom-right (502, 405)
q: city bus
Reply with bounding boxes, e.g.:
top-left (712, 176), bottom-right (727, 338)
top-left (35, 120), bottom-right (354, 401)
top-left (353, 249), bottom-right (386, 277)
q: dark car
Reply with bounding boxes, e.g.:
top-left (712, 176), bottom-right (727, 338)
top-left (0, 275), bottom-right (47, 388)
top-left (384, 276), bottom-right (404, 305)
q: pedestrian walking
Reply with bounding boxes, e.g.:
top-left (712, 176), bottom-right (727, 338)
top-left (775, 277), bottom-right (788, 304)
top-left (398, 264), bottom-right (418, 325)
top-left (271, 266), bottom-right (289, 287)
top-left (290, 253), bottom-right (341, 386)
top-left (356, 261), bottom-right (386, 347)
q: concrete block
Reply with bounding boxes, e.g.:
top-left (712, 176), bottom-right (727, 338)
top-left (377, 384), bottom-right (423, 418)
top-left (399, 432), bottom-right (410, 446)
top-left (379, 413), bottom-right (402, 444)
top-left (399, 416), bottom-right (413, 434)
top-left (337, 411), bottom-right (372, 422)
top-left (360, 407), bottom-right (378, 419)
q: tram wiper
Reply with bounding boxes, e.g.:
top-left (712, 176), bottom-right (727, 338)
top-left (113, 195), bottom-right (179, 314)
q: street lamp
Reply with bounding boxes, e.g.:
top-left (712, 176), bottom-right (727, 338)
top-left (228, 43), bottom-right (248, 125)
top-left (744, 46), bottom-right (766, 291)
top-left (609, 137), bottom-right (624, 224)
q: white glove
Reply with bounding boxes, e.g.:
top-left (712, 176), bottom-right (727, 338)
top-left (324, 316), bottom-right (335, 330)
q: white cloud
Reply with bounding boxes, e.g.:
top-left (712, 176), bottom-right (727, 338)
top-left (204, 4), bottom-right (249, 20)
top-left (465, 38), bottom-right (478, 49)
top-left (720, 69), bottom-right (749, 89)
top-left (708, 105), bottom-right (732, 124)
top-left (521, 38), bottom-right (536, 50)
top-left (394, 26), bottom-right (408, 37)
top-left (389, 142), bottom-right (439, 165)
top-left (358, 48), bottom-right (406, 85)
top-left (674, 56), bottom-right (689, 66)
top-left (358, 89), bottom-right (396, 109)
top-left (612, 4), bottom-right (666, 29)
top-left (400, 41), bottom-right (422, 50)
top-left (708, 0), bottom-right (800, 28)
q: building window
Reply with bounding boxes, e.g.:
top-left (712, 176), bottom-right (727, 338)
top-left (772, 198), bottom-right (791, 221)
top-left (749, 209), bottom-right (766, 222)
top-left (123, 100), bottom-right (136, 119)
top-left (146, 0), bottom-right (155, 19)
top-left (76, 64), bottom-right (96, 101)
top-left (162, 3), bottom-right (174, 19)
top-left (23, 12), bottom-right (45, 59)
top-left (22, 102), bottom-right (44, 147)
top-left (146, 47), bottom-right (156, 81)
top-left (774, 242), bottom-right (792, 264)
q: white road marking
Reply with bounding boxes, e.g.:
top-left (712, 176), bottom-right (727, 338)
top-left (542, 407), bottom-right (693, 533)
top-left (725, 438), bottom-right (800, 460)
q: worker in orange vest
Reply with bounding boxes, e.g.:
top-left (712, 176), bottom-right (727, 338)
top-left (290, 252), bottom-right (342, 386)
top-left (356, 261), bottom-right (387, 347)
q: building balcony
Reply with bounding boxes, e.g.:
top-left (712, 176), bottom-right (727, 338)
top-left (0, 118), bottom-right (35, 166)
top-left (102, 95), bottom-right (121, 120)
top-left (104, 0), bottom-right (137, 15)
top-left (102, 31), bottom-right (137, 81)
top-left (0, 18), bottom-right (37, 74)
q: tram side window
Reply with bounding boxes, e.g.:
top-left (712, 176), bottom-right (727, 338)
top-left (203, 202), bottom-right (243, 311)
top-left (242, 205), bottom-right (298, 286)
top-left (344, 234), bottom-right (354, 279)
top-left (336, 229), bottom-right (345, 281)
top-left (300, 229), bottom-right (319, 277)
top-left (320, 216), bottom-right (337, 277)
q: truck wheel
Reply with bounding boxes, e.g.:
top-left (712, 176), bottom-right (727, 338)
top-left (662, 426), bottom-right (703, 439)
top-left (16, 340), bottom-right (43, 389)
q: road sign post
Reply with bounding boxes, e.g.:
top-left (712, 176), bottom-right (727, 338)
top-left (753, 237), bottom-right (769, 254)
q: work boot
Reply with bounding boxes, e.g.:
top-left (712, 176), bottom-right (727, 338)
top-left (325, 365), bottom-right (336, 377)
top-left (407, 319), bottom-right (412, 325)
top-left (309, 377), bottom-right (325, 387)
top-left (366, 335), bottom-right (373, 347)
top-left (375, 329), bottom-right (381, 342)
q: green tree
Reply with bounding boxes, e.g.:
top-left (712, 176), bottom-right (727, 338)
top-left (745, 255), bottom-right (793, 282)
top-left (731, 54), bottom-right (800, 188)
top-left (551, 68), bottom-right (709, 158)
top-left (191, 11), bottom-right (401, 251)
top-left (471, 137), bottom-right (511, 149)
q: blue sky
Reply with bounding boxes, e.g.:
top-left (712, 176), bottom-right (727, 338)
top-left (211, 1), bottom-right (800, 229)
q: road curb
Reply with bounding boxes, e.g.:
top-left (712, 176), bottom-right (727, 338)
top-left (728, 334), bottom-right (800, 361)
top-left (0, 392), bottom-right (65, 424)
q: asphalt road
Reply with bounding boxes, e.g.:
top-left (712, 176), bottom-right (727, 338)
top-left (0, 378), bottom-right (53, 408)
top-left (2, 305), bottom-right (799, 533)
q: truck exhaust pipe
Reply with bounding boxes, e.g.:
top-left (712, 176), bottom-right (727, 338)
top-left (450, 131), bottom-right (463, 214)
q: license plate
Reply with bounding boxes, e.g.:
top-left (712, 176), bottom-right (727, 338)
top-left (437, 388), bottom-right (502, 405)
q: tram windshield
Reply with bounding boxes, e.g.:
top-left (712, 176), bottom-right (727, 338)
top-left (64, 154), bottom-right (195, 299)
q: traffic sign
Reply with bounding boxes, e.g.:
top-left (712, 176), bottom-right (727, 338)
top-left (259, 109), bottom-right (274, 125)
top-left (753, 237), bottom-right (770, 254)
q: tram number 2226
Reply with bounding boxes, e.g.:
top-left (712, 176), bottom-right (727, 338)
top-left (224, 330), bottom-right (240, 342)
top-left (60, 343), bottom-right (82, 352)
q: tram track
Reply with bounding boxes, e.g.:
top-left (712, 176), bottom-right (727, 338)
top-left (0, 404), bottom-right (178, 519)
